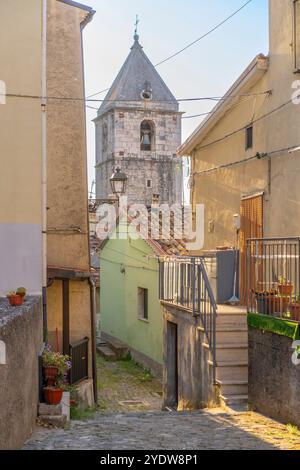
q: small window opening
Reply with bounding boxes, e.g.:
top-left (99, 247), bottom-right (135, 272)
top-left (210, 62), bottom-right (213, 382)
top-left (138, 287), bottom-right (148, 320)
top-left (246, 125), bottom-right (253, 150)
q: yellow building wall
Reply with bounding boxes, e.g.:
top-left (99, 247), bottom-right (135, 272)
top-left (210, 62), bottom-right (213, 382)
top-left (0, 0), bottom-right (43, 294)
top-left (189, 0), bottom-right (300, 251)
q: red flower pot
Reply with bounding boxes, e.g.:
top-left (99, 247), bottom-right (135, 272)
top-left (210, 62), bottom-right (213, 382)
top-left (44, 366), bottom-right (59, 386)
top-left (289, 303), bottom-right (300, 322)
top-left (7, 295), bottom-right (23, 307)
top-left (44, 388), bottom-right (63, 405)
top-left (278, 283), bottom-right (293, 296)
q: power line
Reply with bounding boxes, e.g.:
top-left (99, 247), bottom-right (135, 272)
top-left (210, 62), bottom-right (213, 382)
top-left (155, 0), bottom-right (253, 66)
top-left (88, 0), bottom-right (254, 98)
top-left (192, 95), bottom-right (294, 153)
top-left (0, 90), bottom-right (269, 104)
top-left (86, 88), bottom-right (110, 99)
top-left (193, 145), bottom-right (300, 176)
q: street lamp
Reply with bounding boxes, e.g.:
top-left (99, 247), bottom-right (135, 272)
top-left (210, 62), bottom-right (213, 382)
top-left (110, 168), bottom-right (128, 197)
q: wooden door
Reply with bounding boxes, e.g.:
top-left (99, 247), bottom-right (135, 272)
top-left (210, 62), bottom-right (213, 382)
top-left (240, 194), bottom-right (264, 304)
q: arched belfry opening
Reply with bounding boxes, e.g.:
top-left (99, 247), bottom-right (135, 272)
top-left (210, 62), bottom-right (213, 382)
top-left (140, 120), bottom-right (155, 152)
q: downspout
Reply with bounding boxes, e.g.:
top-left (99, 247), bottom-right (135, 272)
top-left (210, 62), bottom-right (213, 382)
top-left (88, 276), bottom-right (98, 404)
top-left (41, 0), bottom-right (48, 342)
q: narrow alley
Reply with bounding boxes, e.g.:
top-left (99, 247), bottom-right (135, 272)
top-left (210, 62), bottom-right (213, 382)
top-left (24, 357), bottom-right (300, 450)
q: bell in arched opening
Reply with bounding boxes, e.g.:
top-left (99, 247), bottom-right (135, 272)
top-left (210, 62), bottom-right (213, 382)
top-left (140, 120), bottom-right (154, 151)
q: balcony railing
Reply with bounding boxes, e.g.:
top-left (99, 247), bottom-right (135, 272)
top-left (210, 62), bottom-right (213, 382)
top-left (246, 237), bottom-right (300, 322)
top-left (69, 337), bottom-right (89, 385)
top-left (159, 257), bottom-right (217, 381)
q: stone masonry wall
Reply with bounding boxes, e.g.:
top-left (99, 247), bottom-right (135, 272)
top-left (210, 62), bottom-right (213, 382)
top-left (96, 107), bottom-right (182, 205)
top-left (0, 297), bottom-right (43, 449)
top-left (249, 327), bottom-right (300, 427)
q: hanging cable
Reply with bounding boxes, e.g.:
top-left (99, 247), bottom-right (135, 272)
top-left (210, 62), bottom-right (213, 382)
top-left (193, 145), bottom-right (300, 176)
top-left (191, 95), bottom-right (295, 153)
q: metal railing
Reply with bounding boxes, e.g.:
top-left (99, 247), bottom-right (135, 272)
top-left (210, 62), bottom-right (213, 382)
top-left (246, 237), bottom-right (300, 321)
top-left (69, 337), bottom-right (89, 385)
top-left (159, 257), bottom-right (217, 381)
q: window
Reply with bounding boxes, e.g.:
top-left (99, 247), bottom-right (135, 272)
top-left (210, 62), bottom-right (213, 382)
top-left (245, 125), bottom-right (253, 150)
top-left (140, 120), bottom-right (154, 151)
top-left (146, 179), bottom-right (152, 188)
top-left (138, 287), bottom-right (148, 320)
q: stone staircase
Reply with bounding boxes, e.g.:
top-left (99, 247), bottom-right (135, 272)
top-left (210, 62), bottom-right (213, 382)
top-left (97, 336), bottom-right (129, 361)
top-left (203, 305), bottom-right (248, 410)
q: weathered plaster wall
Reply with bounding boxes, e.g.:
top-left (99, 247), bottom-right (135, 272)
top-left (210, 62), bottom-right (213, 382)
top-left (96, 108), bottom-right (183, 205)
top-left (100, 221), bottom-right (164, 371)
top-left (46, 1), bottom-right (93, 376)
top-left (188, 0), bottom-right (300, 251)
top-left (163, 305), bottom-right (216, 410)
top-left (249, 327), bottom-right (300, 427)
top-left (47, 279), bottom-right (93, 378)
top-left (0, 0), bottom-right (43, 294)
top-left (0, 297), bottom-right (43, 449)
top-left (46, 0), bottom-right (90, 270)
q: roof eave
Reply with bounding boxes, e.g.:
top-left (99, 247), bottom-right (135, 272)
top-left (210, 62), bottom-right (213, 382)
top-left (57, 0), bottom-right (95, 27)
top-left (178, 54), bottom-right (269, 156)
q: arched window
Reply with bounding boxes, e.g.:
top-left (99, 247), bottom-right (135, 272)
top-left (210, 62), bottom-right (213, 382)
top-left (140, 120), bottom-right (154, 152)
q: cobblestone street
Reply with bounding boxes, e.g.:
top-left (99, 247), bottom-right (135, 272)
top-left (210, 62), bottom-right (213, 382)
top-left (24, 409), bottom-right (300, 450)
top-left (24, 357), bottom-right (300, 450)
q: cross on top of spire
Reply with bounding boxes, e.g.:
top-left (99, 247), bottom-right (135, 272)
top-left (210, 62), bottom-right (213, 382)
top-left (134, 15), bottom-right (140, 42)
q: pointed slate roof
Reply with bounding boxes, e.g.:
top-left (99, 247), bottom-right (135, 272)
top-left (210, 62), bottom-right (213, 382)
top-left (98, 36), bottom-right (179, 115)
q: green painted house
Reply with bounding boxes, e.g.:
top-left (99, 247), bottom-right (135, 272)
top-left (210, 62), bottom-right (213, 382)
top-left (99, 217), bottom-right (187, 376)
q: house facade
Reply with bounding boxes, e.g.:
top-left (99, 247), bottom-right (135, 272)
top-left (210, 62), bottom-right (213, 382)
top-left (0, 0), bottom-right (44, 295)
top-left (0, 0), bottom-right (44, 449)
top-left (173, 0), bottom-right (300, 423)
top-left (179, 0), bottom-right (300, 272)
top-left (100, 216), bottom-right (187, 376)
top-left (46, 0), bottom-right (97, 403)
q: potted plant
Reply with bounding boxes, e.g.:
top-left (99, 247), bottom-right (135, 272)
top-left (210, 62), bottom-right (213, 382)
top-left (254, 290), bottom-right (277, 315)
top-left (6, 287), bottom-right (27, 307)
top-left (278, 276), bottom-right (293, 296)
top-left (288, 302), bottom-right (300, 321)
top-left (42, 346), bottom-right (71, 398)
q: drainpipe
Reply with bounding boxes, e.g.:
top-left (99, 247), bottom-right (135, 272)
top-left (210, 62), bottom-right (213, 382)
top-left (41, 0), bottom-right (48, 342)
top-left (88, 276), bottom-right (98, 404)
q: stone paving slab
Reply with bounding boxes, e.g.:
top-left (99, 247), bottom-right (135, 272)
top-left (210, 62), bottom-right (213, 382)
top-left (24, 409), bottom-right (300, 450)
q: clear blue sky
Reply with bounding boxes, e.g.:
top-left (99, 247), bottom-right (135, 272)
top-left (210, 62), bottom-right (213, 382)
top-left (83, 0), bottom-right (269, 193)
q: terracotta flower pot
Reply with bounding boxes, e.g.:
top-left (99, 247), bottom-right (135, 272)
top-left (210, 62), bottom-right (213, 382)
top-left (44, 387), bottom-right (63, 405)
top-left (289, 303), bottom-right (300, 322)
top-left (7, 295), bottom-right (23, 307)
top-left (44, 366), bottom-right (59, 386)
top-left (278, 283), bottom-right (293, 296)
top-left (273, 296), bottom-right (290, 315)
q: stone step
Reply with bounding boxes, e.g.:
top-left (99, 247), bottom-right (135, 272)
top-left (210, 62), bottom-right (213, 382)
top-left (38, 414), bottom-right (67, 428)
top-left (210, 360), bottom-right (248, 381)
top-left (220, 394), bottom-right (248, 411)
top-left (216, 379), bottom-right (248, 396)
top-left (216, 327), bottom-right (248, 344)
top-left (106, 338), bottom-right (129, 358)
top-left (203, 342), bottom-right (248, 362)
top-left (216, 313), bottom-right (247, 326)
top-left (97, 345), bottom-right (118, 361)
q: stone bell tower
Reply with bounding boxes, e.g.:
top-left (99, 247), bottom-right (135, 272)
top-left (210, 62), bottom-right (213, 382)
top-left (95, 31), bottom-right (183, 206)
